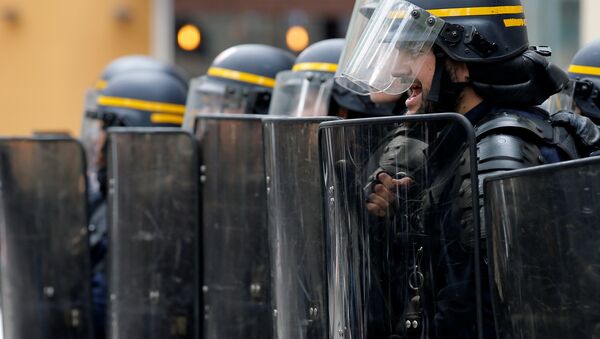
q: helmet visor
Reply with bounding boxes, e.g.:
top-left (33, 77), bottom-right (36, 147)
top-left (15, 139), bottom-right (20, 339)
top-left (548, 80), bottom-right (576, 115)
top-left (80, 88), bottom-right (103, 175)
top-left (335, 0), bottom-right (380, 95)
top-left (336, 0), bottom-right (445, 95)
top-left (268, 71), bottom-right (334, 117)
top-left (183, 76), bottom-right (254, 129)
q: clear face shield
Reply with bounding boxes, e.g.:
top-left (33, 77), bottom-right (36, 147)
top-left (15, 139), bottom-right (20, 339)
top-left (547, 79), bottom-right (577, 115)
top-left (336, 0), bottom-right (379, 94)
top-left (80, 89), bottom-right (105, 183)
top-left (268, 71), bottom-right (334, 117)
top-left (336, 0), bottom-right (445, 95)
top-left (183, 76), bottom-right (263, 130)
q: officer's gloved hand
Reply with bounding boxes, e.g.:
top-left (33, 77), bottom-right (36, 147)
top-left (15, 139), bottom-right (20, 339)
top-left (552, 110), bottom-right (600, 148)
top-left (365, 171), bottom-right (414, 218)
top-left (365, 133), bottom-right (426, 217)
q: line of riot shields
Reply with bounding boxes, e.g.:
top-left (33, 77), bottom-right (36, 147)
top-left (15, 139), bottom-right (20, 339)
top-left (1, 113), bottom-right (599, 339)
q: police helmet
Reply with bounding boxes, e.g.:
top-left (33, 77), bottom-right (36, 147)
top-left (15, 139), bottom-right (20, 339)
top-left (96, 55), bottom-right (188, 90)
top-left (336, 0), bottom-right (567, 106)
top-left (568, 39), bottom-right (600, 120)
top-left (83, 56), bottom-right (189, 121)
top-left (92, 70), bottom-right (188, 127)
top-left (409, 0), bottom-right (529, 63)
top-left (268, 39), bottom-right (402, 117)
top-left (184, 44), bottom-right (295, 127)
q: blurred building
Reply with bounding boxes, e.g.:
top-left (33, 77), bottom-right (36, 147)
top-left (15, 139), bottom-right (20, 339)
top-left (174, 0), bottom-right (596, 75)
top-left (0, 0), bottom-right (154, 136)
top-left (173, 0), bottom-right (354, 76)
top-left (524, 0), bottom-right (581, 68)
top-left (0, 0), bottom-right (598, 136)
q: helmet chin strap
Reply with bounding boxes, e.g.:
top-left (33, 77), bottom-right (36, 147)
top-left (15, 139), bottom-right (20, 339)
top-left (424, 53), bottom-right (468, 113)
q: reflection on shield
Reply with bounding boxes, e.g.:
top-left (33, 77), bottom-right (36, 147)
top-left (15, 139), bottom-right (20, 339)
top-left (0, 138), bottom-right (93, 339)
top-left (319, 114), bottom-right (482, 339)
top-left (194, 114), bottom-right (272, 339)
top-left (107, 128), bottom-right (199, 339)
top-left (485, 157), bottom-right (600, 339)
top-left (263, 117), bottom-right (339, 338)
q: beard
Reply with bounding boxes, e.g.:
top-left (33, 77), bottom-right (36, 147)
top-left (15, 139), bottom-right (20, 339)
top-left (416, 57), bottom-right (467, 114)
top-left (414, 85), bottom-right (464, 114)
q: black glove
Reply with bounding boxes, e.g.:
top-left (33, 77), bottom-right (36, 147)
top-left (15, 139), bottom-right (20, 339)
top-left (552, 110), bottom-right (600, 147)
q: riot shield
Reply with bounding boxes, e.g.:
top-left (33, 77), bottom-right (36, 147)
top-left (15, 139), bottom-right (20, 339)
top-left (320, 114), bottom-right (482, 339)
top-left (0, 138), bottom-right (93, 339)
top-left (485, 157), bottom-right (600, 339)
top-left (194, 114), bottom-right (272, 339)
top-left (263, 117), bottom-right (339, 339)
top-left (106, 128), bottom-right (199, 339)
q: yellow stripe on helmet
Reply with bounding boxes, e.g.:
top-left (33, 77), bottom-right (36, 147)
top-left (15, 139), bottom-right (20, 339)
top-left (428, 5), bottom-right (524, 18)
top-left (150, 113), bottom-right (184, 125)
top-left (504, 18), bottom-right (527, 27)
top-left (207, 67), bottom-right (276, 88)
top-left (293, 62), bottom-right (339, 73)
top-left (569, 64), bottom-right (600, 77)
top-left (390, 5), bottom-right (524, 19)
top-left (97, 96), bottom-right (185, 114)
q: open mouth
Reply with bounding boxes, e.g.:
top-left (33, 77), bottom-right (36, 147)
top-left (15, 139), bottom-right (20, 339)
top-left (409, 83), bottom-right (422, 98)
top-left (405, 82), bottom-right (423, 113)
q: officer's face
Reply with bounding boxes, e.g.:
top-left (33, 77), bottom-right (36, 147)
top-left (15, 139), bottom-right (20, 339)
top-left (391, 50), bottom-right (436, 114)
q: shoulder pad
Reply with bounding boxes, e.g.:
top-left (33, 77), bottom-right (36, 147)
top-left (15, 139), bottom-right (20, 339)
top-left (475, 108), bottom-right (580, 160)
top-left (475, 109), bottom-right (553, 142)
top-left (477, 134), bottom-right (545, 174)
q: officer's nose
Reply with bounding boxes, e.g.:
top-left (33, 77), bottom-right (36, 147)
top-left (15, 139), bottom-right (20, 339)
top-left (391, 57), bottom-right (412, 78)
top-left (390, 48), bottom-right (415, 78)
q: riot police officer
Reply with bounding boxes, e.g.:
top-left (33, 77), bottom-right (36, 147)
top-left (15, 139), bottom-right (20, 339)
top-left (183, 44), bottom-right (295, 128)
top-left (81, 55), bottom-right (188, 193)
top-left (268, 38), bottom-right (404, 117)
top-left (341, 0), bottom-right (579, 213)
top-left (184, 44), bottom-right (295, 339)
top-left (551, 39), bottom-right (600, 153)
top-left (482, 38), bottom-right (600, 339)
top-left (263, 39), bottom-right (403, 339)
top-left (568, 39), bottom-right (600, 122)
top-left (83, 60), bottom-right (188, 339)
top-left (334, 0), bottom-right (580, 337)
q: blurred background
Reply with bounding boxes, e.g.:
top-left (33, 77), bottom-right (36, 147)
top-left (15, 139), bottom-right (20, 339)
top-left (0, 0), bottom-right (597, 136)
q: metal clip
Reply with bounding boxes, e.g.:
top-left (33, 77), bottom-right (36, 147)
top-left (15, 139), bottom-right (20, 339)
top-left (531, 45), bottom-right (552, 57)
top-left (465, 26), bottom-right (498, 58)
top-left (409, 246), bottom-right (425, 290)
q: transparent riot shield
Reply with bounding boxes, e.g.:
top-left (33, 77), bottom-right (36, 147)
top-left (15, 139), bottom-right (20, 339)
top-left (320, 114), bottom-right (482, 339)
top-left (263, 117), bottom-right (339, 339)
top-left (485, 157), bottom-right (600, 339)
top-left (194, 114), bottom-right (272, 339)
top-left (0, 138), bottom-right (93, 339)
top-left (106, 128), bottom-right (199, 339)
